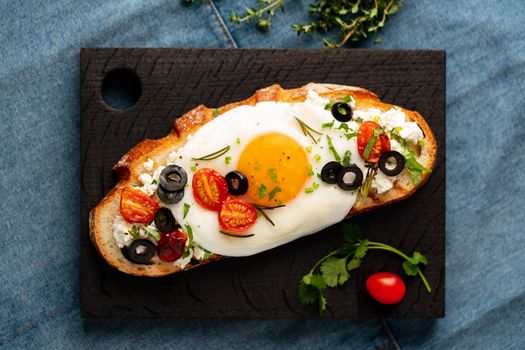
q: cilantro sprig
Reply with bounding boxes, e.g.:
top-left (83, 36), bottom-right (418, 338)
top-left (298, 223), bottom-right (431, 315)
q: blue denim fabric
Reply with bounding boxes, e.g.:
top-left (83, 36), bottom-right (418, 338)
top-left (1, 0), bottom-right (524, 349)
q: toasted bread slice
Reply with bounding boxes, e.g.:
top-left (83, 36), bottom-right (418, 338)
top-left (89, 83), bottom-right (437, 276)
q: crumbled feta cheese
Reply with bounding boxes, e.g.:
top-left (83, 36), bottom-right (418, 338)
top-left (138, 173), bottom-right (156, 196)
top-left (113, 216), bottom-right (133, 248)
top-left (152, 165), bottom-right (165, 182)
top-left (143, 158), bottom-right (154, 171)
top-left (353, 108), bottom-right (382, 122)
top-left (192, 245), bottom-right (206, 260)
top-left (306, 90), bottom-right (330, 107)
top-left (371, 171), bottom-right (394, 195)
top-left (379, 108), bottom-right (406, 131)
top-left (174, 252), bottom-right (192, 269)
top-left (390, 139), bottom-right (404, 154)
top-left (399, 122), bottom-right (424, 143)
top-left (167, 151), bottom-right (178, 164)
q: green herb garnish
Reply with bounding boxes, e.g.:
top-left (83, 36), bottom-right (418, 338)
top-left (344, 132), bottom-right (358, 140)
top-left (191, 145), bottom-right (230, 161)
top-left (403, 148), bottom-right (431, 184)
top-left (306, 164), bottom-right (314, 177)
top-left (183, 203), bottom-right (191, 219)
top-left (128, 226), bottom-right (140, 238)
top-left (362, 127), bottom-right (384, 160)
top-left (229, 0), bottom-right (284, 31)
top-left (143, 226), bottom-right (160, 241)
top-left (305, 187), bottom-right (314, 193)
top-left (213, 109), bottom-right (219, 118)
top-left (253, 203), bottom-right (285, 226)
top-left (322, 120), bottom-right (335, 129)
top-left (184, 223), bottom-right (194, 241)
top-left (295, 116), bottom-right (322, 144)
top-left (341, 150), bottom-right (352, 166)
top-left (324, 101), bottom-right (334, 110)
top-left (306, 145), bottom-right (312, 153)
top-left (151, 179), bottom-right (158, 185)
top-left (268, 186), bottom-right (281, 200)
top-left (236, 137), bottom-right (241, 145)
top-left (298, 223), bottom-right (431, 314)
top-left (341, 95), bottom-right (353, 104)
top-left (191, 165), bottom-right (197, 172)
top-left (326, 135), bottom-right (341, 162)
top-left (268, 168), bottom-right (278, 183)
top-left (358, 165), bottom-right (377, 200)
top-left (225, 156), bottom-right (232, 165)
top-left (257, 184), bottom-right (268, 198)
top-left (313, 154), bottom-right (321, 162)
top-left (338, 123), bottom-right (349, 131)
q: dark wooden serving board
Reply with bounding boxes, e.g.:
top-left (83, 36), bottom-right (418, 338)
top-left (80, 48), bottom-right (445, 318)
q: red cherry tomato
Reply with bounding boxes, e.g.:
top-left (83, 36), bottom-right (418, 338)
top-left (120, 187), bottom-right (159, 223)
top-left (156, 231), bottom-right (188, 262)
top-left (366, 272), bottom-right (406, 305)
top-left (357, 121), bottom-right (391, 163)
top-left (218, 199), bottom-right (257, 234)
top-left (192, 168), bottom-right (229, 211)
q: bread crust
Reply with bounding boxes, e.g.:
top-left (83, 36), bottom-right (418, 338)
top-left (89, 83), bottom-right (437, 276)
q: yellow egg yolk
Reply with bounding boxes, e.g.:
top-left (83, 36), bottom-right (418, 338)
top-left (237, 133), bottom-right (309, 206)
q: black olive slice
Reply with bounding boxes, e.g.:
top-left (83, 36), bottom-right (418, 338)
top-left (321, 161), bottom-right (343, 184)
top-left (331, 102), bottom-right (353, 122)
top-left (225, 171), bottom-right (249, 195)
top-left (378, 151), bottom-right (405, 176)
top-left (123, 239), bottom-right (156, 264)
top-left (336, 164), bottom-right (363, 191)
top-left (159, 165), bottom-right (187, 192)
top-left (154, 207), bottom-right (178, 233)
top-left (157, 185), bottom-right (184, 204)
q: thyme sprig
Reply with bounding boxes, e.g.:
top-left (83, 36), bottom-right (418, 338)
top-left (230, 0), bottom-right (284, 31)
top-left (190, 0), bottom-right (404, 47)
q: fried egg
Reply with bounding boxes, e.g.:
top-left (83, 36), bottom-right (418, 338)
top-left (164, 91), bottom-right (367, 257)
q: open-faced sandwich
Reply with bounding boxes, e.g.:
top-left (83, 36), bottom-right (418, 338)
top-left (90, 83), bottom-right (437, 276)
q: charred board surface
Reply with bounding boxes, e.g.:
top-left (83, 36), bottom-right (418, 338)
top-left (80, 49), bottom-right (445, 318)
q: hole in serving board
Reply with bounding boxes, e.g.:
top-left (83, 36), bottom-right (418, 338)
top-left (101, 68), bottom-right (141, 110)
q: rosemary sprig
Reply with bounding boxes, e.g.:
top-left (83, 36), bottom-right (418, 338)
top-left (294, 116), bottom-right (322, 144)
top-left (253, 204), bottom-right (286, 226)
top-left (191, 145), bottom-right (230, 161)
top-left (358, 164), bottom-right (377, 200)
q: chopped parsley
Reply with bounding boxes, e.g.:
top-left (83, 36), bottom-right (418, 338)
top-left (341, 95), bottom-right (353, 104)
top-left (236, 137), bottom-right (241, 145)
top-left (191, 165), bottom-right (197, 172)
top-left (151, 179), bottom-right (157, 185)
top-left (341, 150), bottom-right (352, 166)
top-left (322, 120), bottom-right (335, 129)
top-left (306, 145), bottom-right (312, 153)
top-left (143, 226), bottom-right (160, 241)
top-left (128, 226), bottom-right (140, 238)
top-left (268, 186), bottom-right (281, 200)
top-left (257, 184), bottom-right (268, 198)
top-left (326, 135), bottom-right (341, 162)
top-left (314, 153), bottom-right (321, 162)
top-left (267, 168), bottom-right (278, 183)
top-left (306, 164), bottom-right (314, 177)
top-left (225, 156), bottom-right (231, 165)
top-left (183, 203), bottom-right (191, 219)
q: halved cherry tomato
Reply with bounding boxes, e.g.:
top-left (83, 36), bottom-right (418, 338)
top-left (120, 187), bottom-right (159, 223)
top-left (366, 272), bottom-right (406, 305)
top-left (218, 199), bottom-right (257, 234)
top-left (192, 168), bottom-right (229, 211)
top-left (357, 121), bottom-right (391, 163)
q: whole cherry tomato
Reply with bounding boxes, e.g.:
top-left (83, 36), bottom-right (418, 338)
top-left (366, 272), bottom-right (406, 305)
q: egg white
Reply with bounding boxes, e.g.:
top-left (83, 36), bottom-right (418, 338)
top-left (165, 95), bottom-right (366, 257)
